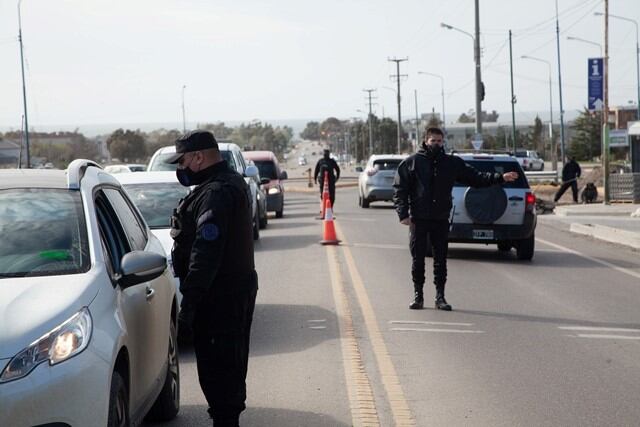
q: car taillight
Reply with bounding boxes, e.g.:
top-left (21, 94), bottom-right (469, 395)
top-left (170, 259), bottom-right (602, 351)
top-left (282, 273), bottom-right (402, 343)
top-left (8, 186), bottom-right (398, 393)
top-left (525, 192), bottom-right (536, 212)
top-left (366, 167), bottom-right (378, 176)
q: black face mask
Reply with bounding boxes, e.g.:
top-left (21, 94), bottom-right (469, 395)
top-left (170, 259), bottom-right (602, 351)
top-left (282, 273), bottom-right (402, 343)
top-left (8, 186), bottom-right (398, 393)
top-left (176, 158), bottom-right (211, 187)
top-left (423, 143), bottom-right (444, 156)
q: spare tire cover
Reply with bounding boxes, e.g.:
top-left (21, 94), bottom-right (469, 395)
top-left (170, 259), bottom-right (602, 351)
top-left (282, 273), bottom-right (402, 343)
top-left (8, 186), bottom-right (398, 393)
top-left (464, 186), bottom-right (507, 224)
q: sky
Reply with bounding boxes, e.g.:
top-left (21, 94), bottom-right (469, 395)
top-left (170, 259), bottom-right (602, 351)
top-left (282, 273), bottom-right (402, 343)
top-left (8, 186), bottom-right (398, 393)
top-left (1, 0), bottom-right (639, 134)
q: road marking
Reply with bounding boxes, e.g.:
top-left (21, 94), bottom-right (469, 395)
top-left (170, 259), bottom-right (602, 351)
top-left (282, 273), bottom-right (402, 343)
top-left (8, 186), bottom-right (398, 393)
top-left (537, 238), bottom-right (640, 280)
top-left (307, 319), bottom-right (327, 323)
top-left (309, 326), bottom-right (327, 330)
top-left (391, 328), bottom-right (485, 334)
top-left (559, 326), bottom-right (640, 333)
top-left (390, 320), bottom-right (475, 327)
top-left (334, 223), bottom-right (416, 426)
top-left (326, 245), bottom-right (381, 426)
top-left (352, 243), bottom-right (406, 250)
top-left (572, 334), bottom-right (640, 340)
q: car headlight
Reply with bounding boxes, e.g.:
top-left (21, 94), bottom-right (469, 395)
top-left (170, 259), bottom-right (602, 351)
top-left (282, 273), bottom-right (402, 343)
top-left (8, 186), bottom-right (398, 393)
top-left (268, 187), bottom-right (281, 195)
top-left (0, 307), bottom-right (92, 383)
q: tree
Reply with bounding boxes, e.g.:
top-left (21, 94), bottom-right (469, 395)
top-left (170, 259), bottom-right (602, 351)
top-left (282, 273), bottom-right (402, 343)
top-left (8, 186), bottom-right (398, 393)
top-left (568, 108), bottom-right (602, 161)
top-left (482, 110), bottom-right (500, 122)
top-left (106, 129), bottom-right (147, 162)
top-left (146, 128), bottom-right (182, 156)
top-left (530, 116), bottom-right (544, 154)
top-left (300, 121), bottom-right (320, 140)
top-left (199, 122), bottom-right (233, 139)
top-left (457, 111), bottom-right (475, 123)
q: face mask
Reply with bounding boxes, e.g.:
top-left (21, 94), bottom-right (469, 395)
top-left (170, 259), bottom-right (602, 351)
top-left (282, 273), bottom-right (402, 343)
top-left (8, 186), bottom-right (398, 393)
top-left (423, 143), bottom-right (444, 155)
top-left (176, 154), bottom-right (209, 186)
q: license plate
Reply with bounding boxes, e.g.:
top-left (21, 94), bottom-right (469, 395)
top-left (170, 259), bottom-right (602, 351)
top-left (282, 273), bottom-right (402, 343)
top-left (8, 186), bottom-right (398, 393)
top-left (472, 229), bottom-right (494, 239)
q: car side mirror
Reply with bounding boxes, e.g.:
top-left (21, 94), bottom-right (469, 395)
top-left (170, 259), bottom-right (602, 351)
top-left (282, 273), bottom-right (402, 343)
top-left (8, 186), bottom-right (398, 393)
top-left (244, 165), bottom-right (259, 178)
top-left (260, 177), bottom-right (271, 185)
top-left (355, 166), bottom-right (363, 172)
top-left (279, 171), bottom-right (288, 180)
top-left (118, 251), bottom-right (167, 289)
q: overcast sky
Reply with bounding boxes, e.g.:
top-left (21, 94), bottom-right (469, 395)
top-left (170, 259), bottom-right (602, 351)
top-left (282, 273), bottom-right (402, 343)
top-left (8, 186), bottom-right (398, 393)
top-left (1, 0), bottom-right (639, 131)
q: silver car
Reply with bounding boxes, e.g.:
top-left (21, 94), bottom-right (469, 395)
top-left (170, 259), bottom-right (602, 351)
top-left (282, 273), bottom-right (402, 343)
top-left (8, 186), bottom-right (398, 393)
top-left (358, 154), bottom-right (407, 208)
top-left (0, 160), bottom-right (179, 426)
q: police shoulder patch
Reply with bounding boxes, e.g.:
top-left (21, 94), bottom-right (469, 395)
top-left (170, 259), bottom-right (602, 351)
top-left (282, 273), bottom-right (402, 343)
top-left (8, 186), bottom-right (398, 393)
top-left (201, 223), bottom-right (220, 241)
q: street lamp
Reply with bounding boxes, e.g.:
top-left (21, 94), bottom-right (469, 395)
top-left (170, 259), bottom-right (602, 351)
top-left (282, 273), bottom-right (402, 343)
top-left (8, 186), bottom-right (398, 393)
top-left (18, 0), bottom-right (30, 168)
top-left (566, 35), bottom-right (603, 56)
top-left (181, 85), bottom-right (187, 134)
top-left (596, 12), bottom-right (640, 120)
top-left (442, 21), bottom-right (482, 138)
top-left (417, 71), bottom-right (446, 135)
top-left (521, 55), bottom-right (557, 171)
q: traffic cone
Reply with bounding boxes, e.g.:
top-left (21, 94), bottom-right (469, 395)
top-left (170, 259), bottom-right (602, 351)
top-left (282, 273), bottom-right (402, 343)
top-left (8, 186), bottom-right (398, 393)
top-left (320, 198), bottom-right (340, 245)
top-left (316, 171), bottom-right (331, 220)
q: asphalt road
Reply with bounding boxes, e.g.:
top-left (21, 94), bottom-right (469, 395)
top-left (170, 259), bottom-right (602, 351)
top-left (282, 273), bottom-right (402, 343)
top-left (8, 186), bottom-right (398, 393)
top-left (149, 185), bottom-right (640, 427)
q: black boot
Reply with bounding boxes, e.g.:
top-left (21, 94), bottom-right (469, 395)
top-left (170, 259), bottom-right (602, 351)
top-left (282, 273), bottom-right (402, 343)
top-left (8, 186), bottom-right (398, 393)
top-left (409, 284), bottom-right (424, 310)
top-left (435, 284), bottom-right (452, 311)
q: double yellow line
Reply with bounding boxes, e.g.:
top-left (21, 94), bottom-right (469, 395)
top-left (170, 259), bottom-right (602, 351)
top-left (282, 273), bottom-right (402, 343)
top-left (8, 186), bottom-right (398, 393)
top-left (326, 222), bottom-right (415, 426)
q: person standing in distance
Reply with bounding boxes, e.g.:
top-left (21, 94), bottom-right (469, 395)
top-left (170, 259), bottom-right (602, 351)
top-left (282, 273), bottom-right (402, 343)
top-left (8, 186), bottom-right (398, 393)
top-left (314, 148), bottom-right (340, 207)
top-left (553, 156), bottom-right (581, 203)
top-left (166, 130), bottom-right (258, 427)
top-left (393, 127), bottom-right (518, 311)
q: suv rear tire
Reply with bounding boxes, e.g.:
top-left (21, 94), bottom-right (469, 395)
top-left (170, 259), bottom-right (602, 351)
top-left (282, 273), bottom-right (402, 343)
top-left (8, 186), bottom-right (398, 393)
top-left (515, 234), bottom-right (535, 260)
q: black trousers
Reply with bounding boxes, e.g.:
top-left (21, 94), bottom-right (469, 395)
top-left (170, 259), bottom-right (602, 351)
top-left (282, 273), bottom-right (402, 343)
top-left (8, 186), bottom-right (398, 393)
top-left (319, 179), bottom-right (336, 207)
top-left (409, 219), bottom-right (449, 289)
top-left (554, 180), bottom-right (578, 203)
top-left (193, 286), bottom-right (258, 421)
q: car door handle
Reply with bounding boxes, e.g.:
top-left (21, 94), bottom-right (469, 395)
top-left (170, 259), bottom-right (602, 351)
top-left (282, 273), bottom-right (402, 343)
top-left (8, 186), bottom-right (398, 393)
top-left (145, 286), bottom-right (155, 300)
top-left (508, 196), bottom-right (523, 201)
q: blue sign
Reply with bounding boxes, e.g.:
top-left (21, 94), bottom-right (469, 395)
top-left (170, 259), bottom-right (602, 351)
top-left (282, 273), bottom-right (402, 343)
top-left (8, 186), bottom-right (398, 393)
top-left (588, 57), bottom-right (603, 111)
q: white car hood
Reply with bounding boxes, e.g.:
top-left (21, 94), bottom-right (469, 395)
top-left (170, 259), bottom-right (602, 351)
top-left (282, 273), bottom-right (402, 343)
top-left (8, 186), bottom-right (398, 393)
top-left (150, 228), bottom-right (173, 257)
top-left (0, 271), bottom-right (100, 358)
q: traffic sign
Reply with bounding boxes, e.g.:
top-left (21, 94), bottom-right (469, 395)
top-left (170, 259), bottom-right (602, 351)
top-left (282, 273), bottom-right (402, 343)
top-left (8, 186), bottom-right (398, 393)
top-left (588, 57), bottom-right (603, 111)
top-left (471, 134), bottom-right (483, 150)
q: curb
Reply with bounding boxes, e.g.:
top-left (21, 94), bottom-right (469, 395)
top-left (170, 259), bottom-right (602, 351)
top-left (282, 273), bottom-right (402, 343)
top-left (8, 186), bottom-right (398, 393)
top-left (555, 207), bottom-right (636, 217)
top-left (569, 223), bottom-right (640, 250)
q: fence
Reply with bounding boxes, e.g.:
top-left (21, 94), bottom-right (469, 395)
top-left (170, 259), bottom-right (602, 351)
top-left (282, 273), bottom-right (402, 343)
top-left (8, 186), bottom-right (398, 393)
top-left (609, 173), bottom-right (640, 203)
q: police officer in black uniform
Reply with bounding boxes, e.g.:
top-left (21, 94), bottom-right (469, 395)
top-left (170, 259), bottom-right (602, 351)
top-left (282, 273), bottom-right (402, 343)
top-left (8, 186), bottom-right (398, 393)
top-left (314, 149), bottom-right (340, 207)
top-left (393, 127), bottom-right (518, 311)
top-left (554, 156), bottom-right (582, 203)
top-left (166, 130), bottom-right (258, 427)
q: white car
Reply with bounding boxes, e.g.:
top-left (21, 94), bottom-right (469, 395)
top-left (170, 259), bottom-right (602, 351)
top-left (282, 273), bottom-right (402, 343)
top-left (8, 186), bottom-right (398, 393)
top-left (147, 143), bottom-right (262, 239)
top-left (0, 160), bottom-right (179, 426)
top-left (514, 150), bottom-right (544, 171)
top-left (358, 154), bottom-right (407, 208)
top-left (115, 171), bottom-right (190, 306)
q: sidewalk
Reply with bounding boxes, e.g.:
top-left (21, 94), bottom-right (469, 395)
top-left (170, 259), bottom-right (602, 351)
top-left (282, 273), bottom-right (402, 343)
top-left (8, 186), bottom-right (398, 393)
top-left (542, 203), bottom-right (640, 250)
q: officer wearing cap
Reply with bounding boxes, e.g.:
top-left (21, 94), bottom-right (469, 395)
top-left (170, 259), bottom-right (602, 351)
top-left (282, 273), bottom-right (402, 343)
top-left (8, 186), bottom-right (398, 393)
top-left (167, 130), bottom-right (258, 427)
top-left (313, 148), bottom-right (340, 207)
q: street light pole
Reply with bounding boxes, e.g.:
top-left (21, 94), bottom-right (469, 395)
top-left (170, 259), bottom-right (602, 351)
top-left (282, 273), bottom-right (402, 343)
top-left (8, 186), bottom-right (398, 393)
top-left (417, 71), bottom-right (446, 135)
top-left (18, 0), bottom-right (30, 168)
top-left (181, 85), bottom-right (187, 134)
top-left (388, 57), bottom-right (408, 154)
top-left (566, 35), bottom-right (603, 56)
top-left (555, 0), bottom-right (567, 167)
top-left (597, 12), bottom-right (640, 120)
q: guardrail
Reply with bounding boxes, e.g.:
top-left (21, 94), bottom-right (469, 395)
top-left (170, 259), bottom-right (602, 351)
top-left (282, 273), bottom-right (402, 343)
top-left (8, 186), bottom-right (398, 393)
top-left (525, 171), bottom-right (558, 183)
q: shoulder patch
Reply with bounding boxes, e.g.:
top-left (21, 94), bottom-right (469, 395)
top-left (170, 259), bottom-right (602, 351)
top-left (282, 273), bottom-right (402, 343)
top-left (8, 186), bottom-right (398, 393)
top-left (201, 223), bottom-right (220, 241)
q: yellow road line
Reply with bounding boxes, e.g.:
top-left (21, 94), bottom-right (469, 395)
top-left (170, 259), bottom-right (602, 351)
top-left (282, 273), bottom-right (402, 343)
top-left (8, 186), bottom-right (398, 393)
top-left (326, 245), bottom-right (381, 426)
top-left (334, 222), bottom-right (416, 426)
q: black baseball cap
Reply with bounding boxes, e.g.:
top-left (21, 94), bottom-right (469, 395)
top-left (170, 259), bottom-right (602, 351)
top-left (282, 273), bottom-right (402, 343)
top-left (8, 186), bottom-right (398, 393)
top-left (164, 130), bottom-right (218, 164)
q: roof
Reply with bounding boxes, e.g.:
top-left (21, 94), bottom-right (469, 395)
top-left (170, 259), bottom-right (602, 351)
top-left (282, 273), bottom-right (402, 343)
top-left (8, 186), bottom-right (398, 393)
top-left (242, 150), bottom-right (277, 161)
top-left (0, 169), bottom-right (68, 190)
top-left (114, 171), bottom-right (180, 185)
top-left (154, 142), bottom-right (239, 155)
top-left (368, 154), bottom-right (407, 161)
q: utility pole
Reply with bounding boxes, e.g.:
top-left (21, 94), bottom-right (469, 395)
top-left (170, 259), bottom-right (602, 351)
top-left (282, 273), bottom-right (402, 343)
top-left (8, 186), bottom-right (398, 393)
top-left (363, 88), bottom-right (376, 156)
top-left (474, 0), bottom-right (483, 138)
top-left (509, 30), bottom-right (517, 152)
top-left (18, 0), bottom-right (30, 168)
top-left (414, 89), bottom-right (420, 150)
top-left (388, 57), bottom-right (408, 154)
top-left (555, 0), bottom-right (566, 167)
top-left (603, 0), bottom-right (610, 203)
top-left (181, 85), bottom-right (187, 134)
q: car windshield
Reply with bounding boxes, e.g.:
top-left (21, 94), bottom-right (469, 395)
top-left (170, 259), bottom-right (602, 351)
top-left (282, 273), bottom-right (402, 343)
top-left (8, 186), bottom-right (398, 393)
top-left (455, 160), bottom-right (528, 189)
top-left (0, 189), bottom-right (90, 278)
top-left (123, 183), bottom-right (190, 228)
top-left (373, 159), bottom-right (402, 171)
top-left (254, 160), bottom-right (278, 179)
top-left (149, 151), bottom-right (233, 171)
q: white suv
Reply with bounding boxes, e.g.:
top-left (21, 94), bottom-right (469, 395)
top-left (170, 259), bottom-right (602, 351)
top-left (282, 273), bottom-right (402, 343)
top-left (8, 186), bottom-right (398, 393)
top-left (437, 153), bottom-right (537, 260)
top-left (0, 160), bottom-right (179, 426)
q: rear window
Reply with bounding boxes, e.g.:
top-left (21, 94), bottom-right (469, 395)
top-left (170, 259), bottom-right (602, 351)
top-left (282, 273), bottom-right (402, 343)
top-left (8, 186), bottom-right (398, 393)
top-left (254, 160), bottom-right (278, 179)
top-left (373, 159), bottom-right (402, 171)
top-left (455, 160), bottom-right (528, 189)
top-left (149, 150), bottom-right (234, 171)
top-left (0, 189), bottom-right (90, 278)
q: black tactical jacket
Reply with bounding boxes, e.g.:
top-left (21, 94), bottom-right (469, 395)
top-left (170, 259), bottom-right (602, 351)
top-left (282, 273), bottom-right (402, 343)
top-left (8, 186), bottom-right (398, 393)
top-left (393, 147), bottom-right (504, 221)
top-left (314, 157), bottom-right (340, 183)
top-left (171, 161), bottom-right (257, 304)
top-left (561, 160), bottom-right (581, 182)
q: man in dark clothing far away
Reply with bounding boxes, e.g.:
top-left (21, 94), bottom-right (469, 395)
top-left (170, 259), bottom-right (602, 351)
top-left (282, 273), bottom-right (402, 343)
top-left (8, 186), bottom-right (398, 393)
top-left (554, 157), bottom-right (582, 203)
top-left (167, 130), bottom-right (258, 427)
top-left (314, 149), bottom-right (340, 207)
top-left (393, 127), bottom-right (518, 311)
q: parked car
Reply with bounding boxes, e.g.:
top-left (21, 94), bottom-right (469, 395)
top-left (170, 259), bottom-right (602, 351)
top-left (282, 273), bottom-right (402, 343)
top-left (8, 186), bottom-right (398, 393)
top-left (104, 164), bottom-right (133, 174)
top-left (358, 154), bottom-right (407, 208)
top-left (514, 150), bottom-right (544, 171)
top-left (0, 160), bottom-right (179, 426)
top-left (244, 159), bottom-right (269, 229)
top-left (442, 153), bottom-right (537, 260)
top-left (243, 150), bottom-right (287, 218)
top-left (126, 163), bottom-right (147, 172)
top-left (115, 171), bottom-right (190, 305)
top-left (298, 155), bottom-right (307, 166)
top-left (147, 143), bottom-right (262, 239)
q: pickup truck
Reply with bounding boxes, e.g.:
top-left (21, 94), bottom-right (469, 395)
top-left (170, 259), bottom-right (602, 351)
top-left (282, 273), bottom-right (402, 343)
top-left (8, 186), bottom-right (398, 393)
top-left (514, 150), bottom-right (544, 171)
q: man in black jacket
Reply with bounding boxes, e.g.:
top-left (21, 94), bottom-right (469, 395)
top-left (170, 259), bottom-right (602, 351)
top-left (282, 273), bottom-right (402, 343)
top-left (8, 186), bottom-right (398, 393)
top-left (167, 130), bottom-right (258, 427)
top-left (553, 157), bottom-right (581, 203)
top-left (393, 127), bottom-right (518, 311)
top-left (314, 149), bottom-right (340, 207)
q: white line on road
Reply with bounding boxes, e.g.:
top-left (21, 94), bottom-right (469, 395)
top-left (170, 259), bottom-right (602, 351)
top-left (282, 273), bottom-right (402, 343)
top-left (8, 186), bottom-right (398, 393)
top-left (572, 334), bottom-right (640, 340)
top-left (389, 320), bottom-right (475, 327)
top-left (537, 238), bottom-right (640, 280)
top-left (309, 326), bottom-right (327, 330)
top-left (559, 326), bottom-right (640, 333)
top-left (391, 328), bottom-right (485, 334)
top-left (352, 243), bottom-right (406, 250)
top-left (307, 319), bottom-right (327, 323)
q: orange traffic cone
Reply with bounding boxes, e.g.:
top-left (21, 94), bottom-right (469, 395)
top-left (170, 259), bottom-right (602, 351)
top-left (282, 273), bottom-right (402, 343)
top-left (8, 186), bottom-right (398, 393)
top-left (320, 197), bottom-right (340, 245)
top-left (317, 171), bottom-right (331, 220)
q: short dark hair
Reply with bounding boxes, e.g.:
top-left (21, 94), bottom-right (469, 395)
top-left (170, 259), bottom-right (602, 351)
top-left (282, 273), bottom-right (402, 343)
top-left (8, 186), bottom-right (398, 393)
top-left (424, 127), bottom-right (444, 138)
